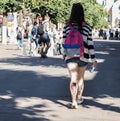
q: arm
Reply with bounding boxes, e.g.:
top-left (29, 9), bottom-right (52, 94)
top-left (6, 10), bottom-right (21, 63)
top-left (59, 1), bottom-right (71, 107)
top-left (61, 25), bottom-right (67, 57)
top-left (87, 26), bottom-right (97, 68)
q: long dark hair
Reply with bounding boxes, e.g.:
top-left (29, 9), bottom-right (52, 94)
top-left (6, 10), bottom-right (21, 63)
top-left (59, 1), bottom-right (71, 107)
top-left (69, 3), bottom-right (85, 31)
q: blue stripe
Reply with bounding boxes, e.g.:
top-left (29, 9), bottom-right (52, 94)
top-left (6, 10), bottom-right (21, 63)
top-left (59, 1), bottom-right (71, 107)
top-left (63, 44), bottom-right (81, 48)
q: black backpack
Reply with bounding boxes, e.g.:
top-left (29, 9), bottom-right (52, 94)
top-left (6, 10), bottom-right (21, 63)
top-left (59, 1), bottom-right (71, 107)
top-left (17, 31), bottom-right (22, 40)
top-left (31, 27), bottom-right (37, 36)
top-left (37, 24), bottom-right (44, 35)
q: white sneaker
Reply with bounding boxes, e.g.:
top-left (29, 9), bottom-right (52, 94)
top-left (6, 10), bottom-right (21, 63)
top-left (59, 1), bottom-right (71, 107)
top-left (77, 98), bottom-right (84, 105)
top-left (71, 101), bottom-right (78, 109)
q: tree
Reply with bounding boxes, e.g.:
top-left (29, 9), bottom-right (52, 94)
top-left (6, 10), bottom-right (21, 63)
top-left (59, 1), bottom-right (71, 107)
top-left (0, 0), bottom-right (109, 28)
top-left (0, 0), bottom-right (23, 13)
top-left (30, 0), bottom-right (71, 24)
top-left (71, 0), bottom-right (108, 28)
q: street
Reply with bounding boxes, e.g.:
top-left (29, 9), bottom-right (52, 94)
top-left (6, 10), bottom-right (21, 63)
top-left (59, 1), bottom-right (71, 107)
top-left (0, 39), bottom-right (120, 121)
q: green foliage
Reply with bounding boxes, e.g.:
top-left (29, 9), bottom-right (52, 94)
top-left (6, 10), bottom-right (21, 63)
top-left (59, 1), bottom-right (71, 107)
top-left (60, 0), bottom-right (109, 28)
top-left (0, 0), bottom-right (109, 28)
top-left (114, 0), bottom-right (118, 2)
top-left (0, 0), bottom-right (23, 13)
top-left (30, 0), bottom-right (72, 24)
top-left (71, 0), bottom-right (108, 28)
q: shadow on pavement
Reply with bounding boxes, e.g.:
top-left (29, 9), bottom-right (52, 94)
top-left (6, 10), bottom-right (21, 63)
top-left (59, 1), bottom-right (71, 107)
top-left (84, 40), bottom-right (120, 113)
top-left (0, 40), bottom-right (120, 120)
top-left (0, 56), bottom-right (70, 120)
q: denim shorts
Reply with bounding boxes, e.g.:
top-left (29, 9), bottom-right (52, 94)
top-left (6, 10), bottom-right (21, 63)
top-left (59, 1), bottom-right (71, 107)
top-left (40, 33), bottom-right (50, 43)
top-left (65, 58), bottom-right (88, 67)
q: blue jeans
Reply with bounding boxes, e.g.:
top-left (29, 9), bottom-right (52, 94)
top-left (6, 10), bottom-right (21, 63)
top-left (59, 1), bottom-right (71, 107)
top-left (38, 33), bottom-right (50, 56)
top-left (40, 33), bottom-right (50, 43)
top-left (17, 39), bottom-right (23, 47)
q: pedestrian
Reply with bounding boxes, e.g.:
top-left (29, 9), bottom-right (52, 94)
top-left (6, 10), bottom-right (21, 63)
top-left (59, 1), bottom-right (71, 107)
top-left (103, 29), bottom-right (107, 40)
top-left (62, 3), bottom-right (97, 109)
top-left (27, 22), bottom-right (34, 56)
top-left (48, 24), bottom-right (57, 56)
top-left (39, 15), bottom-right (51, 58)
top-left (56, 28), bottom-right (63, 55)
top-left (109, 28), bottom-right (114, 38)
top-left (0, 14), bottom-right (2, 35)
top-left (16, 25), bottom-right (24, 49)
top-left (99, 28), bottom-right (103, 39)
top-left (37, 20), bottom-right (44, 54)
top-left (114, 29), bottom-right (119, 39)
top-left (31, 21), bottom-right (39, 56)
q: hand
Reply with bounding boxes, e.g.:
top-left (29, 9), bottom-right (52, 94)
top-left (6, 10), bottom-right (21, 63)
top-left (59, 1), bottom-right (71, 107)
top-left (92, 61), bottom-right (97, 69)
top-left (62, 54), bottom-right (66, 60)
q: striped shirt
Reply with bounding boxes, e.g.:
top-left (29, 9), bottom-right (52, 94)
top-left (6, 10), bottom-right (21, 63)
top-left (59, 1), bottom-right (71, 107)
top-left (62, 22), bottom-right (97, 63)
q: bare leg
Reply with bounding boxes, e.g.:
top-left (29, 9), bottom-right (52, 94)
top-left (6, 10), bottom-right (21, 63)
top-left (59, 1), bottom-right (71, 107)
top-left (44, 42), bottom-right (50, 55)
top-left (76, 66), bottom-right (87, 101)
top-left (41, 42), bottom-right (45, 57)
top-left (67, 63), bottom-right (79, 108)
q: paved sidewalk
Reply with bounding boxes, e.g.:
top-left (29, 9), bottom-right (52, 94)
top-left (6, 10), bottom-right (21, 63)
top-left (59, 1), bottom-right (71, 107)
top-left (0, 41), bottom-right (120, 121)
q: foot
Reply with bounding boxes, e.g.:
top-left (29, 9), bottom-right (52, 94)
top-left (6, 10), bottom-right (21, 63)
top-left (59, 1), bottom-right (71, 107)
top-left (71, 101), bottom-right (78, 109)
top-left (77, 98), bottom-right (84, 105)
top-left (41, 54), bottom-right (47, 58)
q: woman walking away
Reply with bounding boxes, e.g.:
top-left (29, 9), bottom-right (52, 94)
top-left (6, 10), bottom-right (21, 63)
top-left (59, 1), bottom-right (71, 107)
top-left (62, 3), bottom-right (97, 109)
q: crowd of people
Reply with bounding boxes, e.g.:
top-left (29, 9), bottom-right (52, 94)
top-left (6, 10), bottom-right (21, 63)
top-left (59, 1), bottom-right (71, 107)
top-left (16, 15), bottom-right (63, 57)
top-left (93, 27), bottom-right (120, 40)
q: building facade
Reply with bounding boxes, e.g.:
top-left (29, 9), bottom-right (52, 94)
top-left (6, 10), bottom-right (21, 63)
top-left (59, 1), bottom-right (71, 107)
top-left (96, 0), bottom-right (120, 28)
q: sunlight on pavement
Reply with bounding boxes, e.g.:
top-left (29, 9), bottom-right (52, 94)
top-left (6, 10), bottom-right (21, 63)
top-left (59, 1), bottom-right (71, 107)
top-left (95, 51), bottom-right (109, 55)
top-left (0, 95), bottom-right (13, 99)
top-left (14, 97), bottom-right (46, 109)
